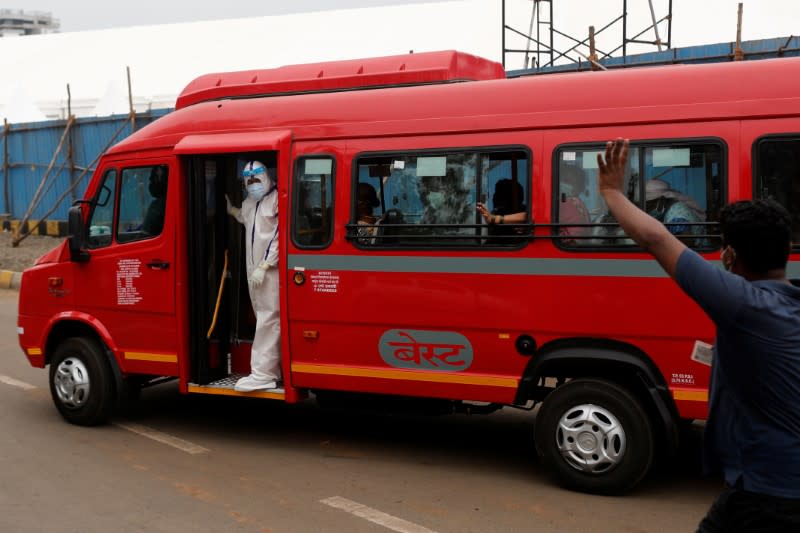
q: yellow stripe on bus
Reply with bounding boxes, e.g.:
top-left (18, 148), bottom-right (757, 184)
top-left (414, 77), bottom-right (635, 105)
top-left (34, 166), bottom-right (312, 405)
top-left (291, 363), bottom-right (518, 388)
top-left (27, 347), bottom-right (42, 355)
top-left (124, 352), bottom-right (178, 363)
top-left (672, 389), bottom-right (708, 402)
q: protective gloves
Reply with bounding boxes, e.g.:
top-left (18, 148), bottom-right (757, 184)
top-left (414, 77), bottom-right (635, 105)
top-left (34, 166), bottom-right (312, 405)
top-left (225, 194), bottom-right (240, 218)
top-left (248, 260), bottom-right (270, 289)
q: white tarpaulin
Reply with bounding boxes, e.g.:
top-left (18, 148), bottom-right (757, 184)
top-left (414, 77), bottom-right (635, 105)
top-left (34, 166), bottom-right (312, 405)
top-left (0, 0), bottom-right (500, 119)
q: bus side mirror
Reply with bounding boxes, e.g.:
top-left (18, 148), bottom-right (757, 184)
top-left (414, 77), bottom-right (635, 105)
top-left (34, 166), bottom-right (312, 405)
top-left (68, 205), bottom-right (90, 263)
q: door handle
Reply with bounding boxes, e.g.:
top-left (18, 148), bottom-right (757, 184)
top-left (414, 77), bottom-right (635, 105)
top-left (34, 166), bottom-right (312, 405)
top-left (146, 260), bottom-right (170, 270)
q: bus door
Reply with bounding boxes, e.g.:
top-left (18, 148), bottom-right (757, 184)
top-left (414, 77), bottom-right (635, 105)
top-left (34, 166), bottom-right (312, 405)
top-left (75, 158), bottom-right (179, 377)
top-left (174, 130), bottom-right (293, 393)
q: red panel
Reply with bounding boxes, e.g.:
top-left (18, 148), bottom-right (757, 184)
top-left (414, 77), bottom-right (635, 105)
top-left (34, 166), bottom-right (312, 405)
top-left (175, 50), bottom-right (505, 109)
top-left (173, 130), bottom-right (292, 154)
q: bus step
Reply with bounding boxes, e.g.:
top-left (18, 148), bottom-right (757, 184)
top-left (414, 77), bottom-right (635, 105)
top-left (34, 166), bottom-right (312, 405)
top-left (188, 373), bottom-right (285, 400)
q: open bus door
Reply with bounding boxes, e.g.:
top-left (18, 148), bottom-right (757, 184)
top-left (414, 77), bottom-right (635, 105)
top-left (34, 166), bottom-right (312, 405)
top-left (174, 130), bottom-right (296, 401)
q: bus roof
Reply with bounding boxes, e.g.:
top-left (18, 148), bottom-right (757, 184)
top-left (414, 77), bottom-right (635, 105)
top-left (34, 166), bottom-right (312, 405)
top-left (110, 54), bottom-right (800, 157)
top-left (175, 50), bottom-right (505, 110)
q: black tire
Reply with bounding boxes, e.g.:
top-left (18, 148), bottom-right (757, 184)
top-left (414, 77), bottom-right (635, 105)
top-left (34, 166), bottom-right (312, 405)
top-left (534, 378), bottom-right (654, 495)
top-left (49, 337), bottom-right (115, 426)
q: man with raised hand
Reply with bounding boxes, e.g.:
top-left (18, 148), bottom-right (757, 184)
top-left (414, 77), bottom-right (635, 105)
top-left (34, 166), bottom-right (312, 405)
top-left (597, 138), bottom-right (800, 532)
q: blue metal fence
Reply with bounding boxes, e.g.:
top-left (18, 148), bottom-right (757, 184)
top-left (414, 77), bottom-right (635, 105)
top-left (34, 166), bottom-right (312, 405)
top-left (1, 109), bottom-right (171, 222)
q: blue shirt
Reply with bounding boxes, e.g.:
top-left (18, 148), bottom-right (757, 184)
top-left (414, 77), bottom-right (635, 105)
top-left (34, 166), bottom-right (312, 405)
top-left (676, 249), bottom-right (800, 498)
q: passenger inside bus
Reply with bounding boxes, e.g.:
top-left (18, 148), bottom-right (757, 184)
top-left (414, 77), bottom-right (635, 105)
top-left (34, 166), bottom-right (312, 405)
top-left (419, 168), bottom-right (473, 229)
top-left (142, 165), bottom-right (168, 235)
top-left (557, 164), bottom-right (591, 244)
top-left (356, 182), bottom-right (383, 245)
top-left (645, 177), bottom-right (706, 242)
top-left (476, 178), bottom-right (527, 243)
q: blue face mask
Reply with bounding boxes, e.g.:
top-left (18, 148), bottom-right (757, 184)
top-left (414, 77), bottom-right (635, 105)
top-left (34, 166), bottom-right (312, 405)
top-left (246, 182), bottom-right (267, 201)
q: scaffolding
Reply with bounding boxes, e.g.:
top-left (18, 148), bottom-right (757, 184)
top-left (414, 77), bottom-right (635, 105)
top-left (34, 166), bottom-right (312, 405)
top-left (502, 0), bottom-right (673, 70)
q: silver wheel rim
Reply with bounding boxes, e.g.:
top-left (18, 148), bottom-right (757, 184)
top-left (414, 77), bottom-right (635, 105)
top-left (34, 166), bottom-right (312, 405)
top-left (555, 403), bottom-right (626, 474)
top-left (53, 357), bottom-right (90, 409)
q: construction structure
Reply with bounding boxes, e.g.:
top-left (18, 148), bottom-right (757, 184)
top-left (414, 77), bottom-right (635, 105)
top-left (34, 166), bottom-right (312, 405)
top-left (502, 0), bottom-right (673, 70)
top-left (0, 9), bottom-right (59, 37)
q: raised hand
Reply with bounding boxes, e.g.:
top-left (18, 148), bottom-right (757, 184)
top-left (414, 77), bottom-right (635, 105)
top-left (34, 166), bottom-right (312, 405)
top-left (597, 138), bottom-right (629, 195)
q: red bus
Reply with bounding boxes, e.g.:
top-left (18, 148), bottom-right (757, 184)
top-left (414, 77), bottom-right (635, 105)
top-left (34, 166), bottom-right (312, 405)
top-left (17, 50), bottom-right (800, 494)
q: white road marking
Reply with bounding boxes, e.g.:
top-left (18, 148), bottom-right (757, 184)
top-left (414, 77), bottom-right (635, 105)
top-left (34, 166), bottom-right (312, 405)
top-left (0, 374), bottom-right (36, 390)
top-left (114, 422), bottom-right (209, 455)
top-left (321, 496), bottom-right (437, 533)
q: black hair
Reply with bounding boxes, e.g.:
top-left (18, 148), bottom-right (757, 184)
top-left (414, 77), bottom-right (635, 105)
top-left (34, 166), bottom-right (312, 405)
top-left (492, 179), bottom-right (526, 214)
top-left (720, 199), bottom-right (791, 274)
top-left (358, 182), bottom-right (380, 208)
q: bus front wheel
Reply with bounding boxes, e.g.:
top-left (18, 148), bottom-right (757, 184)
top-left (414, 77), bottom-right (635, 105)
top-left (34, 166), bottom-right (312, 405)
top-left (534, 378), bottom-right (654, 494)
top-left (49, 337), bottom-right (115, 426)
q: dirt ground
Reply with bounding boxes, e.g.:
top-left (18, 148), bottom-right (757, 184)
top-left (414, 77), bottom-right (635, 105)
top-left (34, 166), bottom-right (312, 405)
top-left (0, 231), bottom-right (65, 272)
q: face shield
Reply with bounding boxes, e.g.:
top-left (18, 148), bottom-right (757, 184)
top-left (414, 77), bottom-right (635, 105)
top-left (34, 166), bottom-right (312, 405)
top-left (243, 161), bottom-right (273, 200)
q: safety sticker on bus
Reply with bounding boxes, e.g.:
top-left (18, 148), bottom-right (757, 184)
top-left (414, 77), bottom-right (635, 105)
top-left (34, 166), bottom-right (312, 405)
top-left (311, 271), bottom-right (340, 294)
top-left (691, 340), bottom-right (713, 366)
top-left (116, 258), bottom-right (143, 305)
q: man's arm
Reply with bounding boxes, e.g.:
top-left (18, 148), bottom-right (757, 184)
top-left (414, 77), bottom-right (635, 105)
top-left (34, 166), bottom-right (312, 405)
top-left (598, 138), bottom-right (687, 278)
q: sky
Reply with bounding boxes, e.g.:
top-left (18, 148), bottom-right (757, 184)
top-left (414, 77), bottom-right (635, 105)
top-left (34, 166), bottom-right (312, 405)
top-left (5, 0), bottom-right (799, 47)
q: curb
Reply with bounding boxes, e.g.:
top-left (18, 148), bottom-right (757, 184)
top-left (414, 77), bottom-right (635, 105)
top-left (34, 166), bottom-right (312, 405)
top-left (1, 219), bottom-right (68, 238)
top-left (0, 270), bottom-right (22, 290)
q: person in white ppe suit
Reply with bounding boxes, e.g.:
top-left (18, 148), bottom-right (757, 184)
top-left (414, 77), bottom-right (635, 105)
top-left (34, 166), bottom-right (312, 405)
top-left (226, 160), bottom-right (281, 391)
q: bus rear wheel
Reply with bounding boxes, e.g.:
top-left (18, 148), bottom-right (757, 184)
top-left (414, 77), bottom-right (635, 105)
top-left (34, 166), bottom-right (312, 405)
top-left (534, 378), bottom-right (654, 494)
top-left (49, 337), bottom-right (115, 426)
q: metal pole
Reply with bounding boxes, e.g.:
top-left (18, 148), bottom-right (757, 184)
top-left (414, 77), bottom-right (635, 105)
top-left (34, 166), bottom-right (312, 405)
top-left (524, 1), bottom-right (537, 69)
top-left (647, 0), bottom-right (663, 51)
top-left (667, 0), bottom-right (673, 48)
top-left (501, 0), bottom-right (506, 68)
top-left (623, 0), bottom-right (627, 58)
top-left (548, 0), bottom-right (554, 68)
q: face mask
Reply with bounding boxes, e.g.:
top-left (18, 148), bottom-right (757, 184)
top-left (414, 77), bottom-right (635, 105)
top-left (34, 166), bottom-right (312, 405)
top-left (427, 191), bottom-right (445, 210)
top-left (247, 182), bottom-right (267, 201)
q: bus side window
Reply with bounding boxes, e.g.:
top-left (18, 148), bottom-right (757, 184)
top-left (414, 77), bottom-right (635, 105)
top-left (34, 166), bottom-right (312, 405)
top-left (556, 141), bottom-right (723, 250)
top-left (293, 156), bottom-right (334, 248)
top-left (353, 149), bottom-right (529, 248)
top-left (755, 136), bottom-right (800, 246)
top-left (87, 169), bottom-right (117, 249)
top-left (117, 165), bottom-right (169, 244)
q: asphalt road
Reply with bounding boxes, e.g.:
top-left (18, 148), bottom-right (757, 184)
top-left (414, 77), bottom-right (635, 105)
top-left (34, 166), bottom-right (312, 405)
top-left (0, 290), bottom-right (719, 532)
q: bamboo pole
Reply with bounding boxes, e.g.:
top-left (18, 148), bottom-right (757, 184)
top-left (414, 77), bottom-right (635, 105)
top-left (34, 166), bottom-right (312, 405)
top-left (13, 119), bottom-right (129, 246)
top-left (67, 84), bottom-right (77, 202)
top-left (647, 0), bottom-right (663, 51)
top-left (13, 115), bottom-right (75, 246)
top-left (3, 118), bottom-right (9, 216)
top-left (589, 26), bottom-right (600, 70)
top-left (127, 66), bottom-right (136, 132)
top-left (734, 3), bottom-right (744, 61)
